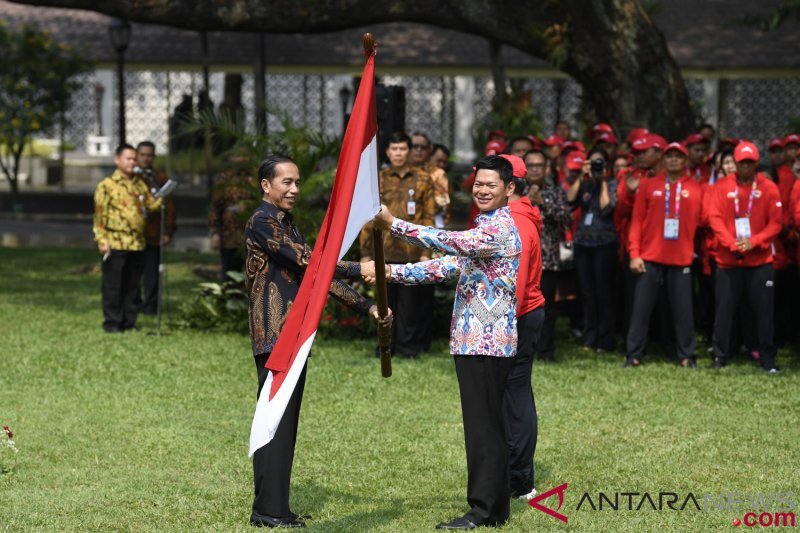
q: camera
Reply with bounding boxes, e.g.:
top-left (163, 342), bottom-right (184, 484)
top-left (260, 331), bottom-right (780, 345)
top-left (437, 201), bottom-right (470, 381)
top-left (590, 159), bottom-right (606, 179)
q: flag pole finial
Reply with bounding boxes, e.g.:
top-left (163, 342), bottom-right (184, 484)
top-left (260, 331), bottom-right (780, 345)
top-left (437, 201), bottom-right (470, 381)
top-left (363, 33), bottom-right (376, 58)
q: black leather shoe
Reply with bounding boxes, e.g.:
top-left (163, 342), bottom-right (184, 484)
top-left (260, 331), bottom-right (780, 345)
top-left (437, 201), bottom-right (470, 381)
top-left (711, 357), bottom-right (727, 369)
top-left (288, 512), bottom-right (312, 521)
top-left (435, 516), bottom-right (478, 530)
top-left (250, 511), bottom-right (306, 528)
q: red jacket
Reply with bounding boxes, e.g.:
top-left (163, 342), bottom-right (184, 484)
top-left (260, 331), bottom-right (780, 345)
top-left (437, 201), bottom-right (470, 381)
top-left (614, 167), bottom-right (656, 259)
top-left (688, 162), bottom-right (711, 184)
top-left (628, 173), bottom-right (703, 267)
top-left (706, 173), bottom-right (783, 269)
top-left (792, 179), bottom-right (800, 264)
top-left (775, 165), bottom-right (797, 266)
top-left (510, 197), bottom-right (545, 316)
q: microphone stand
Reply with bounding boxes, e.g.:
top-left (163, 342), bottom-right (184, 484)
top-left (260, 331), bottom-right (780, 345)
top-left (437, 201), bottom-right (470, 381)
top-left (155, 199), bottom-right (166, 337)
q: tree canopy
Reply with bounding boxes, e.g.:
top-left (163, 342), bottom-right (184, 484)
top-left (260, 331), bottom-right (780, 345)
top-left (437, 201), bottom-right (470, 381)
top-left (7, 0), bottom-right (697, 138)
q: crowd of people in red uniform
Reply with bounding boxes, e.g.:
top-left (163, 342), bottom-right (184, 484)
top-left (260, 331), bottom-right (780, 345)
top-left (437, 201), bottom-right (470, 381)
top-left (460, 123), bottom-right (800, 372)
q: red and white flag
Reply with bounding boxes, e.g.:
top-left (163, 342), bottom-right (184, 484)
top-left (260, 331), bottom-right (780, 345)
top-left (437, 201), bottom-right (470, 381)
top-left (249, 50), bottom-right (381, 456)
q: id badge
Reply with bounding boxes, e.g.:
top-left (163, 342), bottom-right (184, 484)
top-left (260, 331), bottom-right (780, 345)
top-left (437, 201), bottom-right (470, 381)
top-left (663, 219), bottom-right (679, 240)
top-left (584, 212), bottom-right (594, 226)
top-left (407, 201), bottom-right (416, 216)
top-left (735, 217), bottom-right (751, 239)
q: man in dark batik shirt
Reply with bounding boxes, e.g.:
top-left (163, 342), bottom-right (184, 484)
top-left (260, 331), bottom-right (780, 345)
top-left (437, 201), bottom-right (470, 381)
top-left (245, 155), bottom-right (390, 529)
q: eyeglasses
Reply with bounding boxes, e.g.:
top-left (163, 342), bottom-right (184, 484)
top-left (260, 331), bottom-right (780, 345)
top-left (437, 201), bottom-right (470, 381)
top-left (411, 144), bottom-right (430, 150)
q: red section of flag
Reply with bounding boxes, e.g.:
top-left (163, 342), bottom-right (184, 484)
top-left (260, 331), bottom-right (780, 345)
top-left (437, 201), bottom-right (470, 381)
top-left (264, 53), bottom-right (377, 397)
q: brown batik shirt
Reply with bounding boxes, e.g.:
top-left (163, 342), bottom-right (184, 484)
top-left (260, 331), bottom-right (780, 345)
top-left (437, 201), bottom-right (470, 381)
top-left (245, 200), bottom-right (371, 357)
top-left (359, 166), bottom-right (436, 262)
top-left (209, 168), bottom-right (259, 250)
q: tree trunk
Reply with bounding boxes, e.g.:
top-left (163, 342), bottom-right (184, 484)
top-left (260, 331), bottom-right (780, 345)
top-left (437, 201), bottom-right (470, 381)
top-left (7, 0), bottom-right (696, 138)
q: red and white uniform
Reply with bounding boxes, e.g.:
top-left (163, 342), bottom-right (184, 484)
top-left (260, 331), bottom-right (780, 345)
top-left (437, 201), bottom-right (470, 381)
top-left (628, 173), bottom-right (703, 267)
top-left (705, 173), bottom-right (783, 269)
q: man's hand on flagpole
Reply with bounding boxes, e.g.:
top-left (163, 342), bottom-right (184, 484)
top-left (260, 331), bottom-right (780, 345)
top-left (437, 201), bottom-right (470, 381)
top-left (373, 204), bottom-right (395, 230)
top-left (360, 260), bottom-right (390, 285)
top-left (369, 304), bottom-right (393, 328)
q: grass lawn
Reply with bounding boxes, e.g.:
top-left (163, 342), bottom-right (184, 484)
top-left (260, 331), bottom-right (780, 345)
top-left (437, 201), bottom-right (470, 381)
top-left (0, 247), bottom-right (798, 532)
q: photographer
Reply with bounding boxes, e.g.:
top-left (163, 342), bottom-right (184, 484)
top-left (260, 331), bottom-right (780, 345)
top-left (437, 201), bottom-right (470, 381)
top-left (135, 141), bottom-right (176, 315)
top-left (567, 148), bottom-right (618, 352)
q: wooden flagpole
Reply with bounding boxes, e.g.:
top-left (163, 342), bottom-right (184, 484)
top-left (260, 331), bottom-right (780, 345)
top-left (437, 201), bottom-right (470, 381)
top-left (363, 33), bottom-right (392, 378)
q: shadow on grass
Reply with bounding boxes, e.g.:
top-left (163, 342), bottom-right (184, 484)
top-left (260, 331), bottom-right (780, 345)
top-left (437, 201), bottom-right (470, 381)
top-left (293, 481), bottom-right (408, 531)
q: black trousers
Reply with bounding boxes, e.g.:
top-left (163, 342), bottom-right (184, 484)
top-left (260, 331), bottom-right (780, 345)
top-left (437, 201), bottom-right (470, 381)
top-left (454, 354), bottom-right (514, 526)
top-left (712, 264), bottom-right (776, 368)
top-left (139, 244), bottom-right (160, 315)
top-left (626, 262), bottom-right (694, 361)
top-left (539, 270), bottom-right (558, 361)
top-left (101, 250), bottom-right (145, 331)
top-left (388, 281), bottom-right (434, 357)
top-left (774, 265), bottom-right (798, 348)
top-left (574, 242), bottom-right (618, 350)
top-left (252, 353), bottom-right (307, 518)
top-left (221, 247), bottom-right (245, 279)
top-left (502, 307), bottom-right (544, 496)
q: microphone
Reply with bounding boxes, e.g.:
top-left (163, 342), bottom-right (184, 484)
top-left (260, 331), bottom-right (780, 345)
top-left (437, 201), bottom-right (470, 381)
top-left (153, 179), bottom-right (178, 199)
top-left (133, 165), bottom-right (143, 175)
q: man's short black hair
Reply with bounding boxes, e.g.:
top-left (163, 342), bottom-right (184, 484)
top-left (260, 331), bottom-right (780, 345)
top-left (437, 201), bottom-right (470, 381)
top-left (699, 123), bottom-right (715, 133)
top-left (258, 154), bottom-right (296, 182)
top-left (505, 136), bottom-right (535, 153)
top-left (523, 149), bottom-right (546, 161)
top-left (432, 143), bottom-right (450, 158)
top-left (136, 141), bottom-right (156, 152)
top-left (387, 131), bottom-right (412, 149)
top-left (115, 144), bottom-right (135, 156)
top-left (410, 131), bottom-right (431, 146)
top-left (474, 155), bottom-right (513, 185)
top-left (510, 177), bottom-right (528, 196)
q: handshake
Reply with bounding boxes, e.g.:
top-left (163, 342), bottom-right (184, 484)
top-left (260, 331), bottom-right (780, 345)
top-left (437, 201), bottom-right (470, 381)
top-left (360, 261), bottom-right (388, 286)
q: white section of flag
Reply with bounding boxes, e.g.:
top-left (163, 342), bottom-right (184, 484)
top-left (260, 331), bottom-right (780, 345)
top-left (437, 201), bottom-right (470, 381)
top-left (249, 332), bottom-right (316, 456)
top-left (339, 134), bottom-right (381, 260)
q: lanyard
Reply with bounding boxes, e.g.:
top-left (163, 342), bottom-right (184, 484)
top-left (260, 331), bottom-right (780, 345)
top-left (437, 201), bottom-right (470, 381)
top-left (664, 179), bottom-right (681, 219)
top-left (734, 181), bottom-right (757, 218)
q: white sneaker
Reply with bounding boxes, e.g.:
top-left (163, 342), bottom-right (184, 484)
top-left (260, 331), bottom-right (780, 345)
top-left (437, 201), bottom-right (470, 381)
top-left (518, 488), bottom-right (537, 501)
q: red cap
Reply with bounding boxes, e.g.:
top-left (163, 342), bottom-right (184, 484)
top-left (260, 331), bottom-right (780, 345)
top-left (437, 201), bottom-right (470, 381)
top-left (562, 141), bottom-right (586, 154)
top-left (593, 132), bottom-right (619, 146)
top-left (543, 135), bottom-right (564, 147)
top-left (589, 123), bottom-right (613, 138)
top-left (488, 130), bottom-right (507, 141)
top-left (526, 135), bottom-right (542, 149)
top-left (684, 133), bottom-right (708, 146)
top-left (566, 151), bottom-right (586, 171)
top-left (768, 138), bottom-right (786, 150)
top-left (626, 127), bottom-right (649, 144)
top-left (485, 139), bottom-right (507, 155)
top-left (631, 133), bottom-right (665, 152)
top-left (499, 154), bottom-right (527, 179)
top-left (664, 142), bottom-right (688, 156)
top-left (783, 133), bottom-right (800, 147)
top-left (734, 142), bottom-right (760, 162)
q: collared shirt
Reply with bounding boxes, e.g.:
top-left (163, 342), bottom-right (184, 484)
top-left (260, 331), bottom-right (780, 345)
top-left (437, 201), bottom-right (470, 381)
top-left (93, 170), bottom-right (162, 251)
top-left (359, 166), bottom-right (436, 262)
top-left (209, 168), bottom-right (259, 249)
top-left (245, 200), bottom-right (370, 356)
top-left (388, 207), bottom-right (521, 357)
top-left (141, 169), bottom-right (177, 246)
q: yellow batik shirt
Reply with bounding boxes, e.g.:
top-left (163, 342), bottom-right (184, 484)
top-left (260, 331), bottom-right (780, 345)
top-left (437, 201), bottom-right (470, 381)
top-left (93, 170), bottom-right (163, 251)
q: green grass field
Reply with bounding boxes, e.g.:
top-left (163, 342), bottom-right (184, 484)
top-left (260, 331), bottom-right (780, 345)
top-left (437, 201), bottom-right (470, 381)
top-left (1, 247), bottom-right (798, 532)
